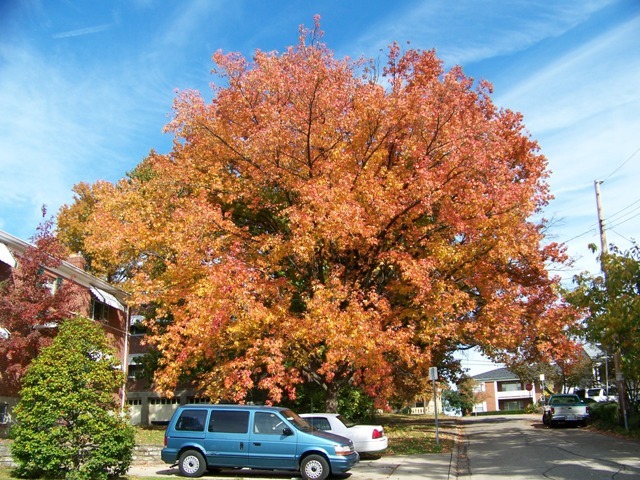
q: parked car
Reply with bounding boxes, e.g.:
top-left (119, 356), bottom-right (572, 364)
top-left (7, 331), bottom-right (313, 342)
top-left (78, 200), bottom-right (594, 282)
top-left (300, 413), bottom-right (388, 453)
top-left (586, 388), bottom-right (618, 402)
top-left (573, 387), bottom-right (617, 402)
top-left (161, 404), bottom-right (359, 479)
top-left (542, 394), bottom-right (590, 427)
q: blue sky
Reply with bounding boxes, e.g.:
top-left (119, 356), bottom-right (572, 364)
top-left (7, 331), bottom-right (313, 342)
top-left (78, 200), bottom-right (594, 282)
top-left (1, 1), bottom-right (639, 374)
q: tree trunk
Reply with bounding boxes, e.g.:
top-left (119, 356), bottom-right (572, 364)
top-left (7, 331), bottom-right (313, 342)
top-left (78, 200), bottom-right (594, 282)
top-left (324, 383), bottom-right (340, 413)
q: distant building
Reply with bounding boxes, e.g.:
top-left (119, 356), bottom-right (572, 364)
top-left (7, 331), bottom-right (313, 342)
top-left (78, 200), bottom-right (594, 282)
top-left (0, 229), bottom-right (130, 435)
top-left (471, 367), bottom-right (543, 413)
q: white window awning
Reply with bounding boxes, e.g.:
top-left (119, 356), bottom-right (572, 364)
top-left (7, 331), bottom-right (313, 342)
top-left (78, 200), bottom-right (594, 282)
top-left (90, 286), bottom-right (125, 312)
top-left (0, 243), bottom-right (17, 268)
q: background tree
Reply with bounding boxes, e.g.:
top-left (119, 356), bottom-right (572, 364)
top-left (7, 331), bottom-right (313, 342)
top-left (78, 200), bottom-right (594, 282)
top-left (58, 20), bottom-right (578, 411)
top-left (442, 376), bottom-right (478, 416)
top-left (10, 316), bottom-right (134, 480)
top-left (0, 218), bottom-right (84, 395)
top-left (567, 243), bottom-right (640, 413)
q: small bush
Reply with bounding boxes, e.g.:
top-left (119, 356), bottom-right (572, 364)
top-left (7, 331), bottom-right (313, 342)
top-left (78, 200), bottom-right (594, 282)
top-left (10, 317), bottom-right (135, 479)
top-left (588, 402), bottom-right (620, 428)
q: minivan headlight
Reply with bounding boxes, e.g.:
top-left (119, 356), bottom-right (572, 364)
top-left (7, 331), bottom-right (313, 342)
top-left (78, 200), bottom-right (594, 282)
top-left (334, 444), bottom-right (352, 455)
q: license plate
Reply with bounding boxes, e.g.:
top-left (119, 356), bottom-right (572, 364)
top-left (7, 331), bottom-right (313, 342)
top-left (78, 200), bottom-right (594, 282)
top-left (566, 415), bottom-right (575, 420)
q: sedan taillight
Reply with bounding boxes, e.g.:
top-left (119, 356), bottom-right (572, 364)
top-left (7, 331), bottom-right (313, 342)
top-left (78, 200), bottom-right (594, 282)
top-left (372, 428), bottom-right (383, 439)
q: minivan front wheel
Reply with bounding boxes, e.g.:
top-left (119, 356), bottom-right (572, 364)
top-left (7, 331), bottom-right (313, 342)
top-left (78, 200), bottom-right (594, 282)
top-left (178, 450), bottom-right (206, 477)
top-left (301, 454), bottom-right (330, 480)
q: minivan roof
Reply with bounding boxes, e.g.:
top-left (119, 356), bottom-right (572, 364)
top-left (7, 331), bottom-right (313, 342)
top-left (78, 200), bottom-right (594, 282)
top-left (177, 404), bottom-right (287, 411)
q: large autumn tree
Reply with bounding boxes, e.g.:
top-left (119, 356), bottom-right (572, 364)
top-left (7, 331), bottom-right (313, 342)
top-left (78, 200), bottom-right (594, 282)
top-left (0, 219), bottom-right (84, 395)
top-left (58, 21), bottom-right (578, 410)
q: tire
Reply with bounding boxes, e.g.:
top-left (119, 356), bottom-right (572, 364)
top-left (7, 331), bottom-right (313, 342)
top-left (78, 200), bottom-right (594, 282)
top-left (178, 450), bottom-right (206, 478)
top-left (301, 454), bottom-right (330, 480)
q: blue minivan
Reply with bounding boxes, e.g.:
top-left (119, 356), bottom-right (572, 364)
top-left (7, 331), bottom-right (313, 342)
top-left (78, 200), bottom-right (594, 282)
top-left (161, 404), bottom-right (359, 480)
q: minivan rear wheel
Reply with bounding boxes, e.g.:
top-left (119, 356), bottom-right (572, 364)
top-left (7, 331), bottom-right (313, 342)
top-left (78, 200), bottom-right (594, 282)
top-left (301, 454), bottom-right (330, 480)
top-left (178, 450), bottom-right (206, 477)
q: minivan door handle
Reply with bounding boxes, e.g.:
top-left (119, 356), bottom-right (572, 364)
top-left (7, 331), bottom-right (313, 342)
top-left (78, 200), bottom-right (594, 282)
top-left (253, 442), bottom-right (261, 446)
top-left (239, 442), bottom-right (244, 450)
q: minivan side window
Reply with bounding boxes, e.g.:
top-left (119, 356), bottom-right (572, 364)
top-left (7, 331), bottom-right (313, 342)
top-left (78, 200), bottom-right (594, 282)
top-left (208, 410), bottom-right (250, 434)
top-left (253, 412), bottom-right (284, 434)
top-left (176, 409), bottom-right (207, 432)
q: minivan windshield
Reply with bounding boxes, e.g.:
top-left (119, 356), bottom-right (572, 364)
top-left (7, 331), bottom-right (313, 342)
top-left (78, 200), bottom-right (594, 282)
top-left (281, 409), bottom-right (314, 431)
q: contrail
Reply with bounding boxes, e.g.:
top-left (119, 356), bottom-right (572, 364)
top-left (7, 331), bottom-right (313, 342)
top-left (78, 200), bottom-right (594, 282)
top-left (52, 23), bottom-right (112, 39)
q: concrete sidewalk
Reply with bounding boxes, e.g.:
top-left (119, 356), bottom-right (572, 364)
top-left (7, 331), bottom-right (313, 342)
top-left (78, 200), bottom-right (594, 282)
top-left (126, 452), bottom-right (456, 479)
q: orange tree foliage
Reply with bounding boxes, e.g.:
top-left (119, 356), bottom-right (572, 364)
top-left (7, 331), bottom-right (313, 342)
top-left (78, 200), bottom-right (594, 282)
top-left (58, 23), bottom-right (578, 409)
top-left (0, 220), bottom-right (84, 395)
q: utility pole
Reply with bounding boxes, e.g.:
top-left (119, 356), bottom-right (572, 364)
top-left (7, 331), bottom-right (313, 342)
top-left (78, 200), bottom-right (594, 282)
top-left (594, 180), bottom-right (607, 254)
top-left (594, 180), bottom-right (629, 431)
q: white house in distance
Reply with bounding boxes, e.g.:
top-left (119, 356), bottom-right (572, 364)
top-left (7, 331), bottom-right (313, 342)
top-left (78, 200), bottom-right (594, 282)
top-left (471, 367), bottom-right (542, 413)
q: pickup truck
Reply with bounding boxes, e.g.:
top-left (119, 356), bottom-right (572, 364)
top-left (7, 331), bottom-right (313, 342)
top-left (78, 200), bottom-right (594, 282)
top-left (542, 394), bottom-right (590, 427)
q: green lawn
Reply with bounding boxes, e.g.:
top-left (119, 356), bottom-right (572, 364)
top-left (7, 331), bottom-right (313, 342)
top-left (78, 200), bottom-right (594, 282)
top-left (134, 426), bottom-right (165, 445)
top-left (381, 414), bottom-right (456, 455)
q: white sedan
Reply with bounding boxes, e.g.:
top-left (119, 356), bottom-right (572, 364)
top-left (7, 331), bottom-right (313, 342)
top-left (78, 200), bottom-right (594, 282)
top-left (300, 413), bottom-right (388, 453)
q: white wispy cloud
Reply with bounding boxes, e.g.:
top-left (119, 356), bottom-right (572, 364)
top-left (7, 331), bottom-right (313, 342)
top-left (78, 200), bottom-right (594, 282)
top-left (52, 23), bottom-right (113, 39)
top-left (0, 39), bottom-right (169, 237)
top-left (499, 12), bottom-right (640, 278)
top-left (350, 0), bottom-right (614, 65)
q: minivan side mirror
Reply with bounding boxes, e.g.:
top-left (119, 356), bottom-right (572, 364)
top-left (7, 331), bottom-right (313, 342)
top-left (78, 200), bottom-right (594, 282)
top-left (282, 426), bottom-right (294, 436)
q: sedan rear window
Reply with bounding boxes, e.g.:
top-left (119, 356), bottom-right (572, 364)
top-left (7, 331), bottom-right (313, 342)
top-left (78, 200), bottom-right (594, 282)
top-left (305, 417), bottom-right (332, 430)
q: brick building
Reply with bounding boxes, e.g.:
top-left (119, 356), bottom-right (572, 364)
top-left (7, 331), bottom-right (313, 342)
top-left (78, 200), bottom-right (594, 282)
top-left (0, 229), bottom-right (130, 434)
top-left (471, 367), bottom-right (543, 413)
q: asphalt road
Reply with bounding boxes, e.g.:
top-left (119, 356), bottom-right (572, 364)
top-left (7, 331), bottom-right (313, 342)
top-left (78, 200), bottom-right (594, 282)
top-left (456, 413), bottom-right (640, 479)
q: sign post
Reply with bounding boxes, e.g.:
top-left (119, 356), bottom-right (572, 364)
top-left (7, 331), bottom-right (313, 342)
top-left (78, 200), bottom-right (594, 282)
top-left (429, 367), bottom-right (439, 447)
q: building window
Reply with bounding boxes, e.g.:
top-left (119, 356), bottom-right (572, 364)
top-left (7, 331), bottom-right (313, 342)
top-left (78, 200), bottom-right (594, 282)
top-left (0, 404), bottom-right (8, 424)
top-left (129, 323), bottom-right (146, 336)
top-left (149, 398), bottom-right (180, 405)
top-left (43, 277), bottom-right (63, 295)
top-left (91, 298), bottom-right (110, 322)
top-left (187, 397), bottom-right (211, 404)
top-left (498, 381), bottom-right (523, 392)
top-left (128, 363), bottom-right (143, 380)
top-left (501, 399), bottom-right (528, 411)
top-left (129, 315), bottom-right (146, 336)
top-left (127, 399), bottom-right (142, 406)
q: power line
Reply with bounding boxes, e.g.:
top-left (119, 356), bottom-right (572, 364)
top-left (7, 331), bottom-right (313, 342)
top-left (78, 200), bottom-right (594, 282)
top-left (607, 197), bottom-right (640, 222)
top-left (610, 229), bottom-right (633, 244)
top-left (563, 227), bottom-right (597, 244)
top-left (602, 144), bottom-right (640, 183)
top-left (608, 209), bottom-right (640, 230)
top-left (557, 147), bottom-right (640, 248)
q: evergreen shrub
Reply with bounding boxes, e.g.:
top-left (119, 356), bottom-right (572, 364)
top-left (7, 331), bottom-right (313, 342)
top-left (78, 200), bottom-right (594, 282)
top-left (10, 317), bottom-right (134, 479)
